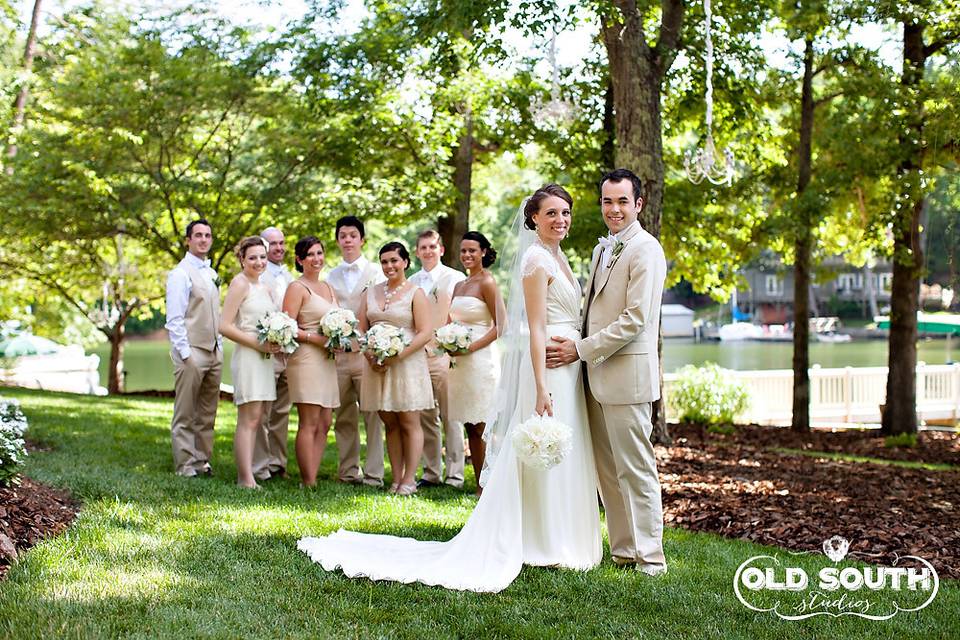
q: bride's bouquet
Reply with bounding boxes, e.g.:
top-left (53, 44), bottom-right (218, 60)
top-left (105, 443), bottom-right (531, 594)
top-left (256, 310), bottom-right (299, 359)
top-left (360, 323), bottom-right (409, 365)
top-left (319, 308), bottom-right (360, 357)
top-left (434, 322), bottom-right (472, 358)
top-left (511, 414), bottom-right (573, 470)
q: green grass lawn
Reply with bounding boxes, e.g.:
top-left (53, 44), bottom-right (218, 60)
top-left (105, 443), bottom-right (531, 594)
top-left (0, 388), bottom-right (956, 639)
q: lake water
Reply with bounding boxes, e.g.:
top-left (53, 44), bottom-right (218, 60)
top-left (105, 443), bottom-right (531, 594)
top-left (93, 337), bottom-right (957, 392)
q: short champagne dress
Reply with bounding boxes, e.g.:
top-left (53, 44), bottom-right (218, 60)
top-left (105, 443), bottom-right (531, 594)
top-left (286, 281), bottom-right (340, 408)
top-left (447, 296), bottom-right (499, 425)
top-left (231, 283), bottom-right (278, 406)
top-left (359, 284), bottom-right (434, 413)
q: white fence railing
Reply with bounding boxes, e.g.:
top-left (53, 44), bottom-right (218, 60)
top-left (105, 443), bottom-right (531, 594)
top-left (663, 363), bottom-right (960, 426)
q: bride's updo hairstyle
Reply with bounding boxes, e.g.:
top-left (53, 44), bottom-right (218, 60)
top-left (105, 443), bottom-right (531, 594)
top-left (522, 183), bottom-right (574, 231)
top-left (461, 231), bottom-right (497, 268)
top-left (379, 241), bottom-right (410, 270)
top-left (234, 236), bottom-right (268, 263)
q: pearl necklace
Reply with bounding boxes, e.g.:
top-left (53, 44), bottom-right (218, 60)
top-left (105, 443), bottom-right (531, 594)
top-left (383, 281), bottom-right (409, 308)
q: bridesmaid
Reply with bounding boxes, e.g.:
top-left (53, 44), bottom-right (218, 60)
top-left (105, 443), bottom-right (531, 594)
top-left (283, 236), bottom-right (341, 487)
top-left (220, 237), bottom-right (281, 488)
top-left (448, 232), bottom-right (503, 496)
top-left (359, 242), bottom-right (434, 496)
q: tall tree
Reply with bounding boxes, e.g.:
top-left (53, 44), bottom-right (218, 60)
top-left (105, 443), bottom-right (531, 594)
top-left (2, 0), bottom-right (41, 172)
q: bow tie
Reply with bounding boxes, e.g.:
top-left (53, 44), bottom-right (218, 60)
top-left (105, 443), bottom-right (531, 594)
top-left (345, 262), bottom-right (361, 271)
top-left (201, 259), bottom-right (212, 269)
top-left (597, 236), bottom-right (616, 250)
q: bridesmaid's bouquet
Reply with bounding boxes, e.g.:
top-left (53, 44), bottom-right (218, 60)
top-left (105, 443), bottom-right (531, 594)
top-left (361, 323), bottom-right (409, 366)
top-left (256, 310), bottom-right (299, 359)
top-left (319, 308), bottom-right (360, 357)
top-left (511, 414), bottom-right (573, 470)
top-left (434, 322), bottom-right (472, 357)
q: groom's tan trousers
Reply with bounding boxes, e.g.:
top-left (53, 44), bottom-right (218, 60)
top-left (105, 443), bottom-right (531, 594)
top-left (334, 351), bottom-right (384, 482)
top-left (586, 384), bottom-right (666, 568)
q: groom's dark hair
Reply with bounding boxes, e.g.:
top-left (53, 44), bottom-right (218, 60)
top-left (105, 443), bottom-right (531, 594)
top-left (599, 168), bottom-right (644, 203)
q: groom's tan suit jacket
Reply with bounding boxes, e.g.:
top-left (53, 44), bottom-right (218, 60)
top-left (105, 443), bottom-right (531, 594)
top-left (578, 221), bottom-right (666, 404)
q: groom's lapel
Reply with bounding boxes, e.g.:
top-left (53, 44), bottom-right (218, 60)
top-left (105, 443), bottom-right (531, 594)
top-left (593, 221), bottom-right (641, 299)
top-left (581, 247), bottom-right (603, 327)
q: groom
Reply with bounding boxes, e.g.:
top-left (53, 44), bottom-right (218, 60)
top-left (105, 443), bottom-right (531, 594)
top-left (546, 168), bottom-right (667, 575)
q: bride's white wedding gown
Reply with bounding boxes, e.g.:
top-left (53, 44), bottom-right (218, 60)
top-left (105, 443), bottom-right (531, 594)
top-left (297, 244), bottom-right (601, 592)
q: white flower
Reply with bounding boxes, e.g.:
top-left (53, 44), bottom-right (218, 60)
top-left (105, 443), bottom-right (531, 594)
top-left (435, 322), bottom-right (472, 355)
top-left (256, 311), bottom-right (300, 355)
top-left (362, 323), bottom-right (409, 364)
top-left (511, 414), bottom-right (573, 470)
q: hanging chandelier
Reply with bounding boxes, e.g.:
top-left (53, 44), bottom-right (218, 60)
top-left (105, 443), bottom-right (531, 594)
top-left (684, 0), bottom-right (736, 186)
top-left (530, 32), bottom-right (576, 126)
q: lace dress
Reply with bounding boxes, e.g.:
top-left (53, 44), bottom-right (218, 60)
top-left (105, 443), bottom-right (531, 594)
top-left (359, 284), bottom-right (434, 413)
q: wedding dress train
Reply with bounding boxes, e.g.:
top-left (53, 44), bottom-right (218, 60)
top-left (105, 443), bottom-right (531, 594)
top-left (297, 244), bottom-right (601, 592)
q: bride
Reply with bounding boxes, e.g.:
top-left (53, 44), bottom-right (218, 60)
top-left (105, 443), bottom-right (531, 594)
top-left (297, 184), bottom-right (602, 592)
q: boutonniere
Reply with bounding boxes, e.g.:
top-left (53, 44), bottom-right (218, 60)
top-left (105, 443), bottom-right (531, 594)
top-left (363, 277), bottom-right (377, 290)
top-left (211, 272), bottom-right (222, 288)
top-left (429, 284), bottom-right (439, 302)
top-left (606, 240), bottom-right (625, 269)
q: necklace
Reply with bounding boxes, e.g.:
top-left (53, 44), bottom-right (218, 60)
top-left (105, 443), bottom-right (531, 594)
top-left (534, 236), bottom-right (561, 256)
top-left (383, 281), bottom-right (409, 307)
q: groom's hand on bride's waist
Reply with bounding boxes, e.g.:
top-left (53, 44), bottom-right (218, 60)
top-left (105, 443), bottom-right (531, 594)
top-left (546, 336), bottom-right (580, 368)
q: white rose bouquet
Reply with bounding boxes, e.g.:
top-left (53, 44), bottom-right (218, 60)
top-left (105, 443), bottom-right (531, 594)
top-left (511, 414), bottom-right (573, 471)
top-left (434, 322), bottom-right (472, 357)
top-left (319, 308), bottom-right (360, 357)
top-left (256, 310), bottom-right (299, 359)
top-left (361, 323), bottom-right (409, 366)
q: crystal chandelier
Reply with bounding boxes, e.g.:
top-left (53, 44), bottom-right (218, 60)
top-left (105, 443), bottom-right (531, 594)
top-left (530, 33), bottom-right (576, 126)
top-left (685, 0), bottom-right (736, 186)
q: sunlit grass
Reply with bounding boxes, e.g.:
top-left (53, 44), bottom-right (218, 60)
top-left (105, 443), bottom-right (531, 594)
top-left (0, 388), bottom-right (956, 639)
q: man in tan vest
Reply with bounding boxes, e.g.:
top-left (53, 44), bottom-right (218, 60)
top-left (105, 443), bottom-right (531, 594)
top-left (253, 226), bottom-right (294, 480)
top-left (327, 216), bottom-right (386, 486)
top-left (165, 219), bottom-right (223, 477)
top-left (547, 169), bottom-right (668, 576)
top-left (408, 229), bottom-right (466, 488)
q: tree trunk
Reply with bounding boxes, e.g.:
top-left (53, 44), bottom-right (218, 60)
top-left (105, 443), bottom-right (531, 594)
top-left (882, 21), bottom-right (926, 436)
top-left (107, 324), bottom-right (126, 395)
top-left (791, 39), bottom-right (815, 433)
top-left (601, 79), bottom-right (616, 170)
top-left (439, 106), bottom-right (473, 266)
top-left (4, 0), bottom-right (43, 173)
top-left (601, 2), bottom-right (683, 445)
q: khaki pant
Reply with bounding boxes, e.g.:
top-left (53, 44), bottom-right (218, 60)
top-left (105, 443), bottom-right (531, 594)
top-left (170, 346), bottom-right (223, 476)
top-left (253, 367), bottom-right (290, 479)
top-left (586, 381), bottom-right (666, 569)
top-left (420, 353), bottom-right (464, 487)
top-left (334, 351), bottom-right (384, 482)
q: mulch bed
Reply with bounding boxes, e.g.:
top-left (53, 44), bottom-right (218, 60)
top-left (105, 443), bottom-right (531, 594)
top-left (659, 423), bottom-right (960, 580)
top-left (0, 475), bottom-right (79, 579)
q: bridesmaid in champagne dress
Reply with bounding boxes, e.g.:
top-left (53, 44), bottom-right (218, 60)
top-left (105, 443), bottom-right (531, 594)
top-left (358, 242), bottom-right (434, 496)
top-left (447, 232), bottom-right (504, 495)
top-left (220, 237), bottom-right (281, 489)
top-left (283, 236), bottom-right (341, 487)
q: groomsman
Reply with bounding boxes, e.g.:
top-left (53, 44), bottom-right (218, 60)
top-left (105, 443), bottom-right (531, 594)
top-left (547, 168), bottom-right (668, 576)
top-left (409, 229), bottom-right (466, 488)
top-left (326, 216), bottom-right (386, 486)
top-left (165, 219), bottom-right (223, 477)
top-left (253, 226), bottom-right (294, 481)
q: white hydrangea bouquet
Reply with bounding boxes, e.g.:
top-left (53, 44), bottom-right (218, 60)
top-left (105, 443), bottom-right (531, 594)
top-left (361, 323), bottom-right (409, 365)
top-left (434, 322), bottom-right (472, 357)
top-left (256, 310), bottom-right (299, 359)
top-left (511, 414), bottom-right (573, 470)
top-left (319, 308), bottom-right (360, 357)
top-left (0, 398), bottom-right (28, 487)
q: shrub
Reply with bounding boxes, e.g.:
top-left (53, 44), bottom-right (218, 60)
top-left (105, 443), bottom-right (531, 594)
top-left (670, 363), bottom-right (749, 425)
top-left (0, 398), bottom-right (28, 487)
top-left (884, 432), bottom-right (918, 449)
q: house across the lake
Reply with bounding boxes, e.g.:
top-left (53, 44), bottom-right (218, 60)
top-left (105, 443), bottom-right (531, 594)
top-left (736, 255), bottom-right (893, 324)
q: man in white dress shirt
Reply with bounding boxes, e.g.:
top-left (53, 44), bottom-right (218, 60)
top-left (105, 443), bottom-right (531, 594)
top-left (165, 219), bottom-right (223, 477)
top-left (326, 216), bottom-right (386, 486)
top-left (408, 229), bottom-right (466, 488)
top-left (253, 226), bottom-right (294, 480)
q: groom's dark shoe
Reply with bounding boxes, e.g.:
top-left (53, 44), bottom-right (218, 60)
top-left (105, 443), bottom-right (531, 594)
top-left (416, 478), bottom-right (442, 489)
top-left (611, 556), bottom-right (635, 567)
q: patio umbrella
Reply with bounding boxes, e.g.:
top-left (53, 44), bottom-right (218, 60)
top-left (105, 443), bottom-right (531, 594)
top-left (0, 333), bottom-right (63, 357)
